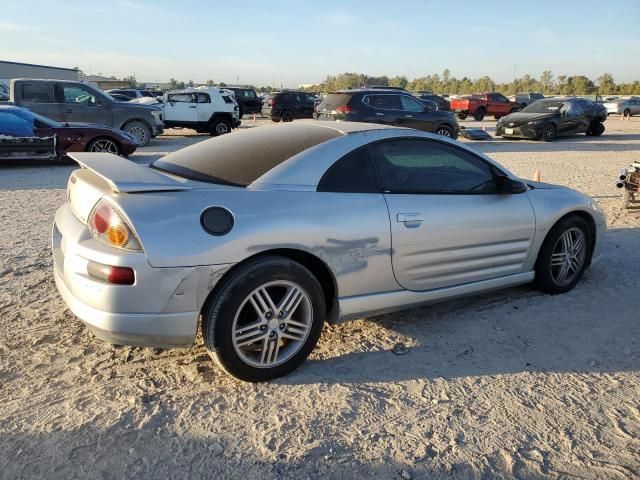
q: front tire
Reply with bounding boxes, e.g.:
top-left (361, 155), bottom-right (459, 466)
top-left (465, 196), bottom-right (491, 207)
top-left (534, 216), bottom-right (591, 294)
top-left (87, 137), bottom-right (120, 155)
top-left (457, 113), bottom-right (467, 120)
top-left (123, 121), bottom-right (151, 147)
top-left (202, 256), bottom-right (326, 382)
top-left (281, 110), bottom-right (294, 122)
top-left (434, 125), bottom-right (454, 138)
top-left (541, 123), bottom-right (556, 142)
top-left (624, 109), bottom-right (631, 118)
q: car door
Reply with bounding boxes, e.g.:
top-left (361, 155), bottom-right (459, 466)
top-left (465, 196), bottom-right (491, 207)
top-left (60, 83), bottom-right (112, 126)
top-left (372, 138), bottom-right (536, 291)
top-left (397, 95), bottom-right (436, 132)
top-left (17, 82), bottom-right (63, 121)
top-left (557, 101), bottom-right (582, 135)
top-left (631, 99), bottom-right (640, 115)
top-left (163, 93), bottom-right (197, 123)
top-left (194, 92), bottom-right (212, 123)
top-left (363, 94), bottom-right (402, 126)
top-left (490, 93), bottom-right (512, 116)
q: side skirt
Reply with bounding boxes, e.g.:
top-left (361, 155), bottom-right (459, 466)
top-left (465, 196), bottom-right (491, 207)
top-left (336, 271), bottom-right (535, 322)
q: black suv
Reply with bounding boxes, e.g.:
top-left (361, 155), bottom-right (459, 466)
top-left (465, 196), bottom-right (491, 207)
top-left (224, 87), bottom-right (262, 118)
top-left (413, 91), bottom-right (450, 111)
top-left (262, 91), bottom-right (318, 122)
top-left (315, 89), bottom-right (459, 139)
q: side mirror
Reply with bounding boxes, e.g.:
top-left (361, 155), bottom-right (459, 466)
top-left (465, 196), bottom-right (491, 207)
top-left (497, 175), bottom-right (528, 194)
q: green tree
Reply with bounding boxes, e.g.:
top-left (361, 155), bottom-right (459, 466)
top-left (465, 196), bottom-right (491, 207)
top-left (596, 73), bottom-right (616, 94)
top-left (206, 79), bottom-right (215, 87)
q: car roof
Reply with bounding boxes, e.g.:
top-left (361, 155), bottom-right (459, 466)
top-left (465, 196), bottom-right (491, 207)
top-left (331, 89), bottom-right (412, 94)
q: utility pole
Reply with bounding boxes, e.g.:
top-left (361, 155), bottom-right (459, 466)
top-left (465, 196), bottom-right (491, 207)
top-left (513, 64), bottom-right (517, 82)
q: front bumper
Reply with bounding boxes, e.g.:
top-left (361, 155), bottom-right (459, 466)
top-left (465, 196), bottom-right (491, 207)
top-left (151, 124), bottom-right (164, 136)
top-left (52, 203), bottom-right (229, 348)
top-left (606, 107), bottom-right (623, 115)
top-left (496, 123), bottom-right (540, 140)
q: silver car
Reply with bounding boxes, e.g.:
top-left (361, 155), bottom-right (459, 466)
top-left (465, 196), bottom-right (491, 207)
top-left (604, 96), bottom-right (640, 117)
top-left (53, 122), bottom-right (606, 381)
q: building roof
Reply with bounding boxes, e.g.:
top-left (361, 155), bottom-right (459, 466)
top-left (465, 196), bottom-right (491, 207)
top-left (0, 60), bottom-right (78, 72)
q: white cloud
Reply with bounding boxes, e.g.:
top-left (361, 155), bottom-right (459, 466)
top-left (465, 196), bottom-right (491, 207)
top-left (320, 11), bottom-right (356, 27)
top-left (0, 22), bottom-right (29, 31)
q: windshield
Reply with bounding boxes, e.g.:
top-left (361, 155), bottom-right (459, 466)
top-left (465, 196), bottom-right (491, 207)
top-left (521, 101), bottom-right (564, 113)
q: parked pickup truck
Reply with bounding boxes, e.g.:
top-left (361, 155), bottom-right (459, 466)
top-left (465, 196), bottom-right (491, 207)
top-left (9, 79), bottom-right (164, 146)
top-left (450, 92), bottom-right (519, 121)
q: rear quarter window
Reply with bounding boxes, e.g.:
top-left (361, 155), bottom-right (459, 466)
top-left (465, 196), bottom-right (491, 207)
top-left (21, 83), bottom-right (55, 103)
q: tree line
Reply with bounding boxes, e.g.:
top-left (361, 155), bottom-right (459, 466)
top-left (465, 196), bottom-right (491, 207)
top-left (144, 70), bottom-right (640, 96)
top-left (300, 70), bottom-right (640, 96)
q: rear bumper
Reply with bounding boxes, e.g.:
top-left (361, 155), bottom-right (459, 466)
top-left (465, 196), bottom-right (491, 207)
top-left (52, 203), bottom-right (231, 348)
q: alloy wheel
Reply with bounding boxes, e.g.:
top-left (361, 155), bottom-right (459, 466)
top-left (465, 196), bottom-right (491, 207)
top-left (550, 227), bottom-right (586, 286)
top-left (543, 125), bottom-right (555, 141)
top-left (215, 123), bottom-right (229, 135)
top-left (435, 128), bottom-right (451, 137)
top-left (127, 126), bottom-right (147, 145)
top-left (90, 139), bottom-right (118, 154)
top-left (231, 280), bottom-right (312, 368)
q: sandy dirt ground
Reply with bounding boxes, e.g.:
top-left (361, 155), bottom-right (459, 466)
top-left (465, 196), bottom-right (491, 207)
top-left (1, 116), bottom-right (639, 479)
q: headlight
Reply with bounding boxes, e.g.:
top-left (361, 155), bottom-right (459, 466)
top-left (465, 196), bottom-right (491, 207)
top-left (527, 120), bottom-right (543, 125)
top-left (151, 110), bottom-right (163, 124)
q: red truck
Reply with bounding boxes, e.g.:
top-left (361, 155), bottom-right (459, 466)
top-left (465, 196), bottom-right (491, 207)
top-left (450, 92), bottom-right (519, 121)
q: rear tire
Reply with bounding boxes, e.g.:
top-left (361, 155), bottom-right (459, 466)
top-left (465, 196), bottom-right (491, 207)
top-left (281, 110), bottom-right (294, 122)
top-left (209, 117), bottom-right (231, 136)
top-left (473, 108), bottom-right (486, 121)
top-left (624, 109), bottom-right (631, 118)
top-left (202, 256), bottom-right (326, 382)
top-left (87, 137), bottom-right (120, 155)
top-left (493, 115), bottom-right (502, 120)
top-left (271, 117), bottom-right (281, 123)
top-left (457, 113), bottom-right (467, 120)
top-left (533, 216), bottom-right (591, 294)
top-left (586, 122), bottom-right (605, 137)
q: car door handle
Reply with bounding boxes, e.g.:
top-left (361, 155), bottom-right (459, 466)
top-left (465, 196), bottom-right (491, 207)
top-left (189, 105), bottom-right (197, 108)
top-left (376, 112), bottom-right (385, 116)
top-left (397, 213), bottom-right (423, 223)
top-left (405, 115), bottom-right (413, 118)
top-left (65, 109), bottom-right (73, 113)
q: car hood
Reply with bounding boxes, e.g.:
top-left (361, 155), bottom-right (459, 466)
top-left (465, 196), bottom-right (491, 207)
top-left (501, 112), bottom-right (556, 125)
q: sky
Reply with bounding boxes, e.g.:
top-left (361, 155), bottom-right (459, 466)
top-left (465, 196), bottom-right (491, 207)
top-left (2, 0), bottom-right (639, 87)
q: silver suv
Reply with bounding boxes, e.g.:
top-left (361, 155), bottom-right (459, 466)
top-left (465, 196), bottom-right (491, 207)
top-left (9, 79), bottom-right (164, 146)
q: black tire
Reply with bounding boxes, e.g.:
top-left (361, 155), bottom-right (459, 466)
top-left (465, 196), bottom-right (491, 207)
top-left (209, 117), bottom-right (232, 136)
top-left (281, 110), bottom-right (294, 122)
top-left (271, 117), bottom-right (281, 123)
top-left (434, 124), bottom-right (455, 138)
top-left (202, 255), bottom-right (326, 382)
top-left (123, 121), bottom-right (151, 147)
top-left (587, 121), bottom-right (605, 137)
top-left (238, 105), bottom-right (244, 119)
top-left (87, 137), bottom-right (120, 155)
top-left (624, 109), bottom-right (631, 118)
top-left (457, 113), bottom-right (468, 120)
top-left (533, 216), bottom-right (592, 294)
top-left (540, 123), bottom-right (556, 142)
top-left (493, 115), bottom-right (502, 120)
top-left (473, 108), bottom-right (486, 121)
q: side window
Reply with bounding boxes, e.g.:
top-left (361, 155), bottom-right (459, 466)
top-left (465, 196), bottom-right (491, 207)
top-left (168, 93), bottom-right (192, 103)
top-left (21, 83), bottom-right (55, 103)
top-left (372, 139), bottom-right (498, 194)
top-left (367, 94), bottom-right (401, 110)
top-left (221, 95), bottom-right (234, 104)
top-left (62, 84), bottom-right (99, 107)
top-left (566, 101), bottom-right (584, 116)
top-left (399, 95), bottom-right (425, 112)
top-left (195, 93), bottom-right (210, 103)
top-left (495, 94), bottom-right (509, 102)
top-left (317, 147), bottom-right (379, 193)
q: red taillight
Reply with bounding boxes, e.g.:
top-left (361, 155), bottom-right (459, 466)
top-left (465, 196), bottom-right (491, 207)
top-left (336, 105), bottom-right (352, 113)
top-left (87, 200), bottom-right (142, 251)
top-left (87, 261), bottom-right (135, 285)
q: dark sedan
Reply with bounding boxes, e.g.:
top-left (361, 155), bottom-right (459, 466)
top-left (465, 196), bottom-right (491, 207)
top-left (0, 105), bottom-right (138, 160)
top-left (315, 89), bottom-right (459, 139)
top-left (496, 98), bottom-right (607, 142)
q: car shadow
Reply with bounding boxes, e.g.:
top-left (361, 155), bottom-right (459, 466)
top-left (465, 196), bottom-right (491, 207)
top-left (279, 227), bottom-right (640, 386)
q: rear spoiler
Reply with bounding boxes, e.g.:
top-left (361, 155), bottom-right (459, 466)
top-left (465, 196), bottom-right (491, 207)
top-left (68, 152), bottom-right (191, 193)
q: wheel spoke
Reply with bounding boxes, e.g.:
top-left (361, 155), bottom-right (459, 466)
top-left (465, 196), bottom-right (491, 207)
top-left (234, 321), bottom-right (267, 347)
top-left (249, 289), bottom-right (276, 319)
top-left (282, 289), bottom-right (304, 319)
top-left (572, 234), bottom-right (584, 254)
top-left (285, 318), bottom-right (308, 329)
top-left (569, 257), bottom-right (582, 273)
top-left (557, 262), bottom-right (570, 282)
top-left (551, 253), bottom-right (565, 266)
top-left (260, 338), bottom-right (280, 365)
top-left (281, 329), bottom-right (307, 342)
